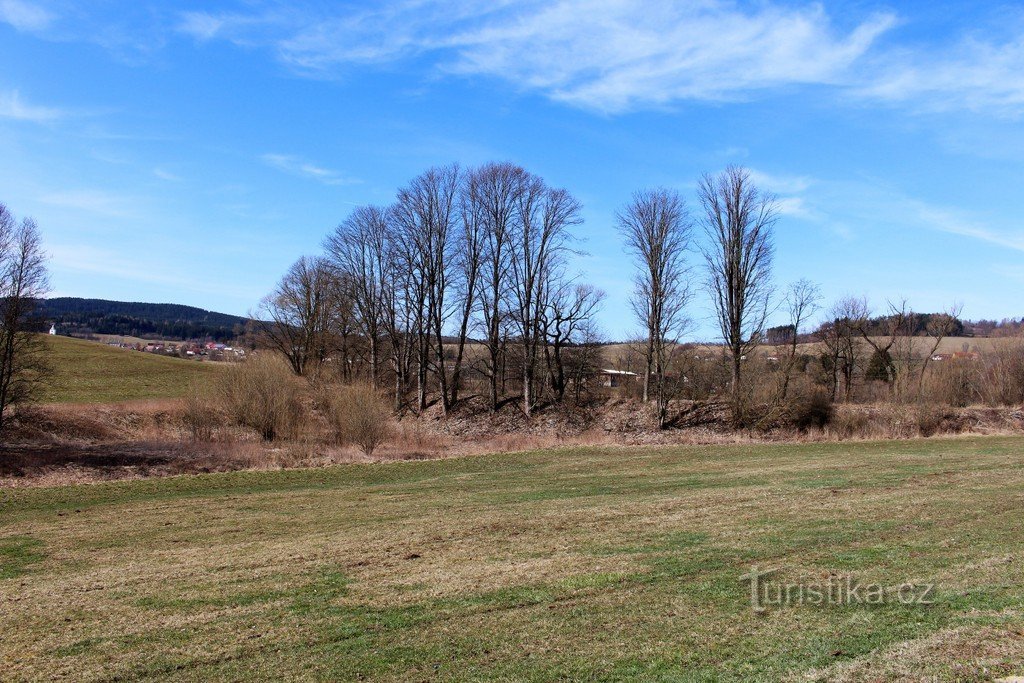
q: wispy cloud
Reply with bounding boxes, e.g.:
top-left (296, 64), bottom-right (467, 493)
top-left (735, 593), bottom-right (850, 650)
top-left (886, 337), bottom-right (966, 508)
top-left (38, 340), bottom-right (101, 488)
top-left (171, 2), bottom-right (1024, 118)
top-left (857, 33), bottom-right (1024, 117)
top-left (0, 0), bottom-right (53, 32)
top-left (0, 90), bottom-right (63, 122)
top-left (37, 189), bottom-right (141, 218)
top-left (175, 1), bottom-right (896, 113)
top-left (153, 167), bottom-right (182, 182)
top-left (260, 153), bottom-right (359, 186)
top-left (912, 202), bottom-right (1024, 252)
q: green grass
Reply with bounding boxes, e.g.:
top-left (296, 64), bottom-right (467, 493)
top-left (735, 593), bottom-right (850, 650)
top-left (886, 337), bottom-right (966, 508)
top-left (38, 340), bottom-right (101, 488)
top-left (2, 437), bottom-right (1023, 681)
top-left (39, 334), bottom-right (219, 403)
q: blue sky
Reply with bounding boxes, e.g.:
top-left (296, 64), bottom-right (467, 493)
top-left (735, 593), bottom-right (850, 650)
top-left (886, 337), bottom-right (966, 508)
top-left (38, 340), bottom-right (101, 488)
top-left (1, 0), bottom-right (1022, 341)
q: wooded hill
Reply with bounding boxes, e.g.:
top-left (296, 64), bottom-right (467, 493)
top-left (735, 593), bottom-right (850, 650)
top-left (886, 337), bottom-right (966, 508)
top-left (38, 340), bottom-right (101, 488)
top-left (36, 297), bottom-right (248, 342)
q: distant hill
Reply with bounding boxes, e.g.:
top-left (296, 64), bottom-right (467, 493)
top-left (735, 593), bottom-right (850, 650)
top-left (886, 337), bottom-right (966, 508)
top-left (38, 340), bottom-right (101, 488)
top-left (36, 297), bottom-right (248, 342)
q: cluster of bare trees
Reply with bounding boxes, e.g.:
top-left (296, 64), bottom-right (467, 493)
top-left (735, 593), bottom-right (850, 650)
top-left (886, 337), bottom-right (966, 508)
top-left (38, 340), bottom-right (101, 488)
top-left (0, 203), bottom-right (49, 431)
top-left (816, 297), bottom-right (964, 403)
top-left (256, 162), bottom-right (604, 415)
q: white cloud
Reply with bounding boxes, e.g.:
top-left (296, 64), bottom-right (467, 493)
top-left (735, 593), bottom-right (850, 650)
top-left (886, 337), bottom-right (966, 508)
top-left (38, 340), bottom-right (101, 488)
top-left (178, 11), bottom-right (225, 41)
top-left (260, 153), bottom-right (359, 186)
top-left (443, 3), bottom-right (896, 112)
top-left (912, 202), bottom-right (1024, 252)
top-left (0, 90), bottom-right (63, 122)
top-left (153, 167), bottom-right (182, 182)
top-left (858, 34), bottom-right (1024, 116)
top-left (37, 189), bottom-right (140, 218)
top-left (747, 169), bottom-right (815, 195)
top-left (0, 0), bottom-right (52, 32)
top-left (175, 1), bottom-right (897, 113)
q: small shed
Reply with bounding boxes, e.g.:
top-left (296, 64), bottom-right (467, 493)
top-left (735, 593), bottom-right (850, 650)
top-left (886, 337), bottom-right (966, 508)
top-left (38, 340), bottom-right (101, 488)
top-left (598, 368), bottom-right (638, 388)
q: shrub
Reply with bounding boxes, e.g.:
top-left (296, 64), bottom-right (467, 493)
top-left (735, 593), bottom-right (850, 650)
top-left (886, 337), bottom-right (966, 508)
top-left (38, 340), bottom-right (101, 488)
top-left (913, 403), bottom-right (946, 437)
top-left (787, 389), bottom-right (834, 431)
top-left (181, 382), bottom-right (220, 442)
top-left (216, 355), bottom-right (306, 441)
top-left (316, 382), bottom-right (392, 455)
top-left (979, 339), bottom-right (1024, 406)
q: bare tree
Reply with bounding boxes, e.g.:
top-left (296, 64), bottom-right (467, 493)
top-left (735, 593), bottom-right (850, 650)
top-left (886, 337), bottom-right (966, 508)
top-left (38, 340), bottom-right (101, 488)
top-left (778, 279), bottom-right (822, 400)
top-left (850, 297), bottom-right (915, 398)
top-left (254, 256), bottom-right (339, 377)
top-left (918, 303), bottom-right (964, 399)
top-left (379, 212), bottom-right (418, 410)
top-left (542, 283), bottom-right (605, 403)
top-left (469, 162), bottom-right (522, 412)
top-left (817, 296), bottom-right (864, 402)
top-left (449, 173), bottom-right (487, 407)
top-left (565, 318), bottom-right (605, 405)
top-left (325, 205), bottom-right (389, 388)
top-left (392, 165), bottom-right (461, 413)
top-left (0, 204), bottom-right (49, 432)
top-left (508, 178), bottom-right (582, 416)
top-left (698, 166), bottom-right (777, 424)
top-left (617, 188), bottom-right (694, 428)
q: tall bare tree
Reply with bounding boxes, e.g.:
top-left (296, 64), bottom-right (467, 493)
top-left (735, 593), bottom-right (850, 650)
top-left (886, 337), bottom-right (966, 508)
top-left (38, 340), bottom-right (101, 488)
top-left (508, 178), bottom-right (582, 416)
top-left (379, 209), bottom-right (418, 410)
top-left (617, 188), bottom-right (694, 428)
top-left (449, 173), bottom-right (486, 407)
top-left (469, 162), bottom-right (522, 412)
top-left (254, 256), bottom-right (340, 377)
top-left (698, 166), bottom-right (777, 424)
top-left (392, 165), bottom-right (461, 413)
top-left (0, 204), bottom-right (49, 432)
top-left (325, 205), bottom-right (389, 388)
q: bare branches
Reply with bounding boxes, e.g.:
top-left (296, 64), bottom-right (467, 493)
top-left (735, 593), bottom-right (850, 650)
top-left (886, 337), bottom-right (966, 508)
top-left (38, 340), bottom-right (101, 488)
top-left (0, 203), bottom-right (50, 430)
top-left (617, 188), bottom-right (693, 428)
top-left (508, 176), bottom-right (582, 415)
top-left (698, 166), bottom-right (777, 423)
top-left (254, 256), bottom-right (340, 377)
top-left (325, 205), bottom-right (390, 387)
top-left (779, 279), bottom-right (821, 400)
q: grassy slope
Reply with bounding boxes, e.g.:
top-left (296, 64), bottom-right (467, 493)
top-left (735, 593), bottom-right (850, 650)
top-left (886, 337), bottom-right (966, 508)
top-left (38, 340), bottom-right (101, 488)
top-left (39, 335), bottom-right (219, 404)
top-left (2, 437), bottom-right (1023, 681)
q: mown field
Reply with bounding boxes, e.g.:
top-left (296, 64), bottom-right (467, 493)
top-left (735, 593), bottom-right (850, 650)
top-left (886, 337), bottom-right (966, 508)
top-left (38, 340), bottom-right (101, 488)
top-left (39, 335), bottom-right (219, 403)
top-left (1, 437), bottom-right (1022, 681)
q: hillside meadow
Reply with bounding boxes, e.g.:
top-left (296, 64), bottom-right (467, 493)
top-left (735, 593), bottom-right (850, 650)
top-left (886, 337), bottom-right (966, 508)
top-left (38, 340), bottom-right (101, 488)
top-left (38, 335), bottom-right (220, 404)
top-left (1, 437), bottom-right (1022, 681)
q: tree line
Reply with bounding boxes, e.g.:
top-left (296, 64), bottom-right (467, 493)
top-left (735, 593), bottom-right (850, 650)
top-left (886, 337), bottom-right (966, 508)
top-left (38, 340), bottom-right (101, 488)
top-left (255, 163), bottom-right (792, 425)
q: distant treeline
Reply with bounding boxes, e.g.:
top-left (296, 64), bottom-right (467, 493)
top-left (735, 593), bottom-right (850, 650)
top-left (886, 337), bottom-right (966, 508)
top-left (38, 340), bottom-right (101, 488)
top-left (763, 312), bottom-right (1018, 345)
top-left (35, 297), bottom-right (248, 342)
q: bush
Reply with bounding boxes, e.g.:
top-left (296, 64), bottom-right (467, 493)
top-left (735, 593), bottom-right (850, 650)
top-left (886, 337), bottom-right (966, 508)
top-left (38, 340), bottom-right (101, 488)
top-left (787, 389), bottom-right (833, 431)
top-left (216, 355), bottom-right (306, 441)
top-left (913, 404), bottom-right (946, 437)
top-left (316, 383), bottom-right (392, 455)
top-left (181, 381), bottom-right (220, 442)
top-left (980, 339), bottom-right (1024, 406)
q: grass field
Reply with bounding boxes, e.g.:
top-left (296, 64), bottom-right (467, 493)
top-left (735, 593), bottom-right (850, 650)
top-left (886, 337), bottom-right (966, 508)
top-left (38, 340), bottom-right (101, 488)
top-left (39, 335), bottom-right (219, 404)
top-left (1, 437), bottom-right (1022, 681)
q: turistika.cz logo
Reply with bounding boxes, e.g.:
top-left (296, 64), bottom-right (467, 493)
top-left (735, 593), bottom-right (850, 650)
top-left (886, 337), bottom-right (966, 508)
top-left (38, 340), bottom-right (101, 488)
top-left (740, 566), bottom-right (936, 613)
